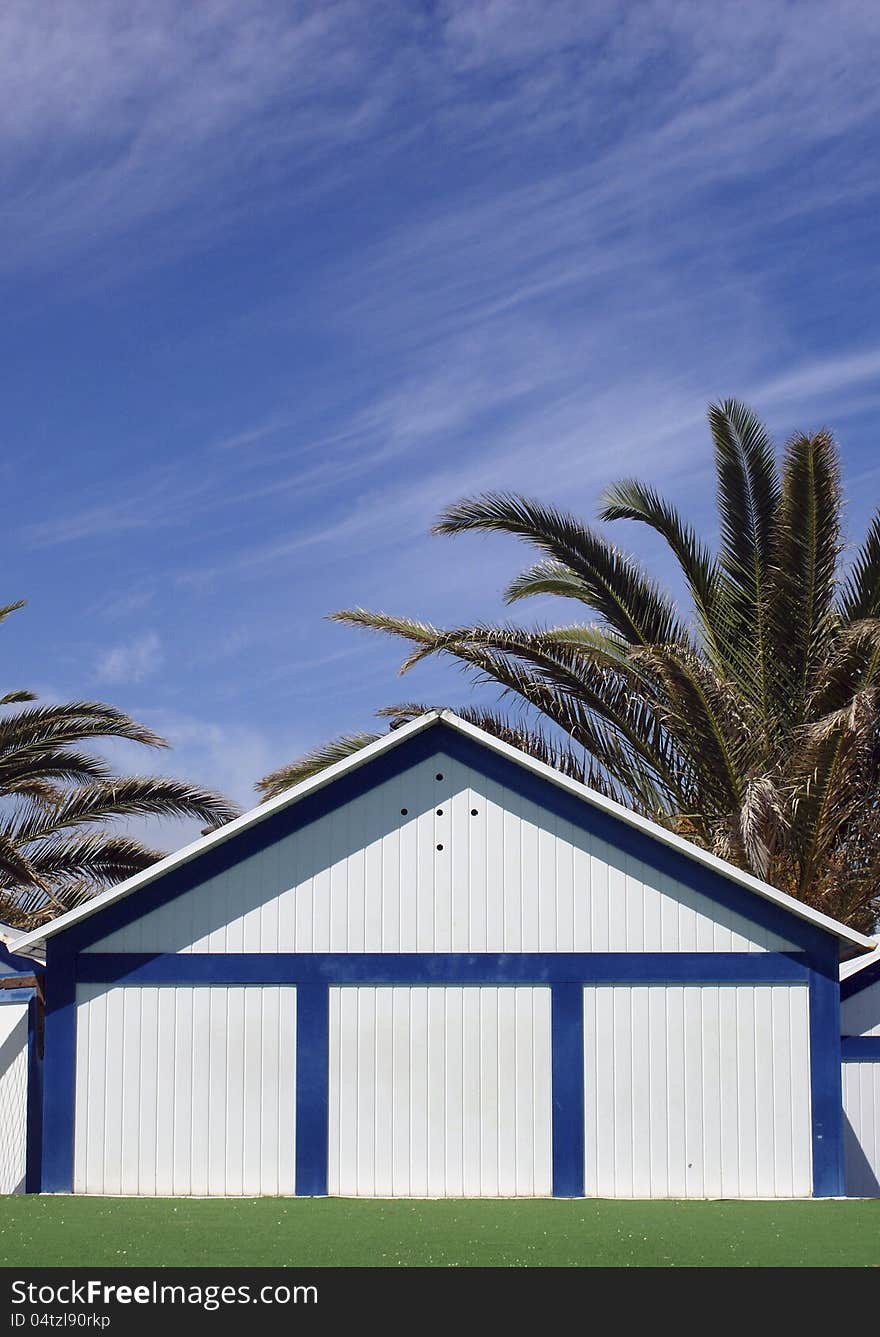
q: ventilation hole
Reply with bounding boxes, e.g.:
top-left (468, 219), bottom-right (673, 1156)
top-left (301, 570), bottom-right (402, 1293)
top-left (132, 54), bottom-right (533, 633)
top-left (436, 807), bottom-right (443, 816)
top-left (400, 807), bottom-right (408, 816)
top-left (435, 772), bottom-right (444, 781)
top-left (470, 808), bottom-right (478, 816)
top-left (436, 843), bottom-right (444, 851)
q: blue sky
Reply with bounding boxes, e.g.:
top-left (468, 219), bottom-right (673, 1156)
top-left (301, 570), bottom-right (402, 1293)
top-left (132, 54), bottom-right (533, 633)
top-left (5, 0), bottom-right (880, 842)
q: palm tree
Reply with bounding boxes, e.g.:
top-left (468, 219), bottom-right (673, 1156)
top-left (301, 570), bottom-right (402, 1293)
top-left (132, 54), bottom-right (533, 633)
top-left (259, 401), bottom-right (880, 933)
top-left (0, 602), bottom-right (239, 930)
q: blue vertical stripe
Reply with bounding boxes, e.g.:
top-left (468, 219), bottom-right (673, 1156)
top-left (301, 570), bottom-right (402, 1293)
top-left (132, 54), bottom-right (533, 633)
top-left (25, 994), bottom-right (43, 1194)
top-left (808, 953), bottom-right (844, 1197)
top-left (295, 983), bottom-right (329, 1196)
top-left (551, 982), bottom-right (584, 1197)
top-left (41, 945), bottom-right (76, 1193)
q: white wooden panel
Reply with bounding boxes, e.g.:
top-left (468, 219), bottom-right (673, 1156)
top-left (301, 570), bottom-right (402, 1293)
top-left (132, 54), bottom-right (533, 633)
top-left (74, 985), bottom-right (296, 1196)
top-left (841, 980), bottom-right (880, 1037)
top-left (843, 1061), bottom-right (880, 1196)
top-left (0, 1004), bottom-right (28, 1194)
top-left (583, 984), bottom-right (812, 1198)
top-left (328, 985), bottom-right (552, 1197)
top-left (87, 752), bottom-right (795, 955)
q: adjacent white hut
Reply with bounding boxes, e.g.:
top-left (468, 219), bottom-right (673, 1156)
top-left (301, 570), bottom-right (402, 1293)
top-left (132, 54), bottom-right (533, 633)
top-left (0, 929), bottom-right (42, 1194)
top-left (841, 942), bottom-right (880, 1196)
top-left (13, 711), bottom-right (874, 1199)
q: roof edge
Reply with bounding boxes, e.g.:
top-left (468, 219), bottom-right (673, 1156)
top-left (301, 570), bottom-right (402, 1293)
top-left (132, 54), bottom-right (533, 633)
top-left (438, 712), bottom-right (875, 959)
top-left (11, 710), bottom-right (443, 953)
top-left (841, 942), bottom-right (880, 982)
top-left (11, 708), bottom-right (876, 959)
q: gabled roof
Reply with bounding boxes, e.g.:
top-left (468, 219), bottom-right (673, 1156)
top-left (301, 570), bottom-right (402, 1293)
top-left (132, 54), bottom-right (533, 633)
top-left (11, 710), bottom-right (876, 959)
top-left (840, 941), bottom-right (880, 999)
top-left (841, 941), bottom-right (880, 981)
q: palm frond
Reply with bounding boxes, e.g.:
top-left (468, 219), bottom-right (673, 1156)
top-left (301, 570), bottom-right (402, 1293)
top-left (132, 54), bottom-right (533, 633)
top-left (0, 831), bottom-right (42, 889)
top-left (840, 510), bottom-right (880, 621)
top-left (736, 774), bottom-right (788, 882)
top-left (6, 777), bottom-right (240, 843)
top-left (631, 645), bottom-right (760, 818)
top-left (357, 620), bottom-right (687, 813)
top-left (285, 399), bottom-right (880, 928)
top-left (785, 690), bottom-right (880, 899)
top-left (434, 493), bottom-right (684, 645)
top-left (770, 430), bottom-right (843, 719)
top-left (807, 618), bottom-right (880, 716)
top-left (708, 399), bottom-right (780, 718)
top-left (0, 701), bottom-right (168, 750)
top-left (0, 746), bottom-right (114, 793)
top-left (599, 479), bottom-right (720, 638)
top-left (14, 833), bottom-right (167, 887)
top-left (329, 610), bottom-right (445, 673)
top-left (505, 560), bottom-right (599, 606)
top-left (709, 398), bottom-right (780, 592)
top-left (0, 607), bottom-right (241, 930)
top-left (257, 732), bottom-right (381, 798)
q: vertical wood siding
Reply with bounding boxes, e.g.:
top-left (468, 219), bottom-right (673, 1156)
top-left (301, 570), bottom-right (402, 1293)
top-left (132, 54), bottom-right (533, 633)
top-left (841, 980), bottom-right (880, 1037)
top-left (843, 1062), bottom-right (880, 1196)
top-left (74, 985), bottom-right (296, 1195)
top-left (0, 1004), bottom-right (28, 1194)
top-left (328, 985), bottom-right (552, 1197)
top-left (583, 984), bottom-right (812, 1197)
top-left (87, 752), bottom-right (795, 955)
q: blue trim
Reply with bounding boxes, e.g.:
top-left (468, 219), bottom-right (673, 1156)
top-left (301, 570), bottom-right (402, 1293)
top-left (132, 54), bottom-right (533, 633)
top-left (75, 952), bottom-right (811, 987)
top-left (295, 984), bottom-right (328, 1197)
top-left (25, 994), bottom-right (43, 1193)
top-left (40, 942), bottom-right (76, 1193)
top-left (0, 941), bottom-right (42, 978)
top-left (841, 958), bottom-right (880, 1001)
top-left (808, 947), bottom-right (845, 1197)
top-left (50, 722), bottom-right (837, 957)
top-left (0, 986), bottom-right (37, 1004)
top-left (841, 1036), bottom-right (880, 1060)
top-left (551, 983), bottom-right (584, 1197)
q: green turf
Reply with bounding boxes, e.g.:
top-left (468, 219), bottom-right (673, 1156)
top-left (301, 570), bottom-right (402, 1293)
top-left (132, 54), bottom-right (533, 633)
top-left (0, 1197), bottom-right (878, 1267)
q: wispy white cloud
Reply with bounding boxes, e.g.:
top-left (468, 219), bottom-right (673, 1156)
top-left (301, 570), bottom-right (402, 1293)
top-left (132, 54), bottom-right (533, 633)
top-left (0, 0), bottom-right (395, 272)
top-left (8, 0), bottom-right (880, 775)
top-left (90, 588), bottom-right (157, 622)
top-left (96, 631), bottom-right (163, 685)
top-left (98, 707), bottom-right (309, 849)
top-left (3, 1), bottom-right (879, 280)
top-left (751, 348), bottom-right (880, 417)
top-left (162, 313), bottom-right (880, 602)
top-left (135, 710), bottom-right (295, 809)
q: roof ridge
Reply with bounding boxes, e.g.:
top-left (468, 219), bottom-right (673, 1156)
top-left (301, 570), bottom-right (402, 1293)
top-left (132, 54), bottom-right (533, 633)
top-left (11, 710), bottom-right (876, 958)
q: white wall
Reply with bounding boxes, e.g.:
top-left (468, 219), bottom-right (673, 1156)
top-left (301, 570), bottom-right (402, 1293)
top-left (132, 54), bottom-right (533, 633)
top-left (328, 985), bottom-right (552, 1197)
top-left (0, 1003), bottom-right (28, 1194)
top-left (583, 984), bottom-right (812, 1198)
top-left (843, 1061), bottom-right (880, 1196)
top-left (87, 750), bottom-right (795, 955)
top-left (841, 979), bottom-right (880, 1037)
top-left (74, 984), bottom-right (296, 1195)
